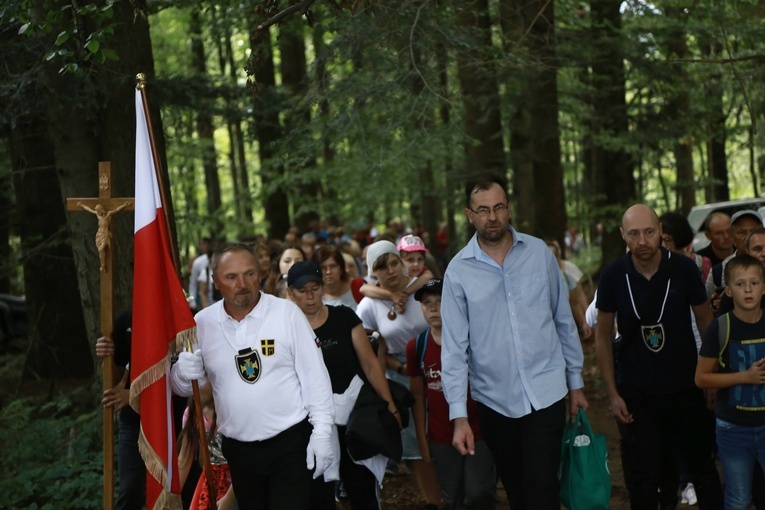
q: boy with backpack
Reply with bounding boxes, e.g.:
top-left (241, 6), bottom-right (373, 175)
top-left (696, 254), bottom-right (765, 509)
top-left (406, 279), bottom-right (496, 509)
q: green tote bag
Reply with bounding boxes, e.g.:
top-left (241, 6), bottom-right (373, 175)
top-left (559, 408), bottom-right (611, 510)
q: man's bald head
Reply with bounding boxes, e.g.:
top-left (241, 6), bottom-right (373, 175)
top-left (704, 211), bottom-right (734, 254)
top-left (622, 204), bottom-right (660, 230)
top-left (705, 211), bottom-right (730, 231)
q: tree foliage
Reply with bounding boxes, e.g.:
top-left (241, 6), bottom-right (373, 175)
top-left (1, 0), bottom-right (765, 387)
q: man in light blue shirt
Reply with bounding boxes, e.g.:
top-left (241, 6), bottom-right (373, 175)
top-left (441, 177), bottom-right (588, 510)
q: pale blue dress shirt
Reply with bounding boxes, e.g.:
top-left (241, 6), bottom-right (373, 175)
top-left (441, 226), bottom-right (584, 420)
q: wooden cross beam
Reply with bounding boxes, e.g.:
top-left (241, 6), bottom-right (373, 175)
top-left (66, 161), bottom-right (134, 510)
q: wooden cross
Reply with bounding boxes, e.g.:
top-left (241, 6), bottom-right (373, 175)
top-left (66, 161), bottom-right (134, 510)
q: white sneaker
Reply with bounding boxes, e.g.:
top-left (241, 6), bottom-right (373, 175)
top-left (681, 483), bottom-right (698, 506)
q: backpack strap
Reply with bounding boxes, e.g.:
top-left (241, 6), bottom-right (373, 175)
top-left (415, 328), bottom-right (430, 372)
top-left (717, 313), bottom-right (730, 368)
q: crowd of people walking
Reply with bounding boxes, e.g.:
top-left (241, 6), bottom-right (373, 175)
top-left (95, 178), bottom-right (765, 510)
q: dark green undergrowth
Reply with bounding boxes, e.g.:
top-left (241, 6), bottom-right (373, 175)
top-left (0, 398), bottom-right (105, 510)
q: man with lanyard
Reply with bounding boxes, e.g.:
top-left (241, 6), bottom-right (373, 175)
top-left (441, 177), bottom-right (588, 510)
top-left (595, 204), bottom-right (723, 509)
top-left (171, 243), bottom-right (335, 509)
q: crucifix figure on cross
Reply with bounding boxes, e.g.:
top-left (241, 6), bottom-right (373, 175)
top-left (68, 162), bottom-right (134, 275)
top-left (76, 201), bottom-right (132, 271)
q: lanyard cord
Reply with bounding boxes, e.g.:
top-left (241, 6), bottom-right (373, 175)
top-left (625, 252), bottom-right (671, 323)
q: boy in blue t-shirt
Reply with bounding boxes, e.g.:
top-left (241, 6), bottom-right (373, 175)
top-left (696, 254), bottom-right (765, 510)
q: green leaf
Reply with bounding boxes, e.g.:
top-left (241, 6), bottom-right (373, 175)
top-left (55, 30), bottom-right (69, 46)
top-left (100, 49), bottom-right (119, 61)
top-left (18, 23), bottom-right (30, 35)
top-left (85, 39), bottom-right (100, 53)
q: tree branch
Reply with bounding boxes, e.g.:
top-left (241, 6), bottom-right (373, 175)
top-left (257, 0), bottom-right (319, 32)
top-left (719, 23), bottom-right (756, 135)
top-left (408, 0), bottom-right (454, 106)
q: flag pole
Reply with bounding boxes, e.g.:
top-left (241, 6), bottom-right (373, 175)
top-left (135, 73), bottom-right (217, 508)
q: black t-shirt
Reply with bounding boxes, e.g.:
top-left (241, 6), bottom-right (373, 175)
top-left (700, 312), bottom-right (765, 426)
top-left (597, 248), bottom-right (707, 394)
top-left (112, 309), bottom-right (143, 423)
top-left (114, 309), bottom-right (132, 369)
top-left (314, 305), bottom-right (364, 394)
top-left (696, 244), bottom-right (725, 267)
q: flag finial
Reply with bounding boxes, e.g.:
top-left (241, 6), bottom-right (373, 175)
top-left (136, 73), bottom-right (146, 90)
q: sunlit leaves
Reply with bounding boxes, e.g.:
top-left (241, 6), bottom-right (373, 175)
top-left (16, 0), bottom-right (119, 72)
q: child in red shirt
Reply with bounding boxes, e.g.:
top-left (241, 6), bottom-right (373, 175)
top-left (407, 279), bottom-right (496, 509)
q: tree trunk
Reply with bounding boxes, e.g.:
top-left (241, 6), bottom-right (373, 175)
top-left (225, 30), bottom-right (253, 224)
top-left (249, 25), bottom-right (290, 239)
top-left (436, 42), bottom-right (458, 257)
top-left (700, 39), bottom-right (729, 202)
top-left (590, 0), bottom-right (635, 265)
top-left (499, 0), bottom-right (566, 240)
top-left (499, 0), bottom-right (534, 231)
top-left (0, 145), bottom-right (11, 294)
top-left (674, 139), bottom-right (694, 214)
top-left (280, 19), bottom-right (319, 233)
top-left (527, 0), bottom-right (566, 240)
top-left (32, 0), bottom-right (164, 383)
top-left (36, 71), bottom-right (105, 382)
top-left (454, 0), bottom-right (507, 187)
top-left (11, 119), bottom-right (92, 380)
top-left (665, 8), bottom-right (694, 215)
top-left (191, 8), bottom-right (223, 233)
top-left (313, 25), bottom-right (338, 226)
top-left (215, 14), bottom-right (253, 227)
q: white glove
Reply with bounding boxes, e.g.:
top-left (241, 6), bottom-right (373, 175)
top-left (306, 430), bottom-right (333, 479)
top-left (175, 350), bottom-right (206, 384)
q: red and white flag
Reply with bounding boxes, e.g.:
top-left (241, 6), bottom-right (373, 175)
top-left (130, 88), bottom-right (196, 510)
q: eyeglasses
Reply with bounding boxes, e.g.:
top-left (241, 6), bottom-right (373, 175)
top-left (661, 237), bottom-right (673, 244)
top-left (469, 204), bottom-right (508, 217)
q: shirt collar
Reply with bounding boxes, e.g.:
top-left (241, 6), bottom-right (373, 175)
top-left (624, 247), bottom-right (671, 277)
top-left (214, 291), bottom-right (265, 323)
top-left (461, 225), bottom-right (522, 262)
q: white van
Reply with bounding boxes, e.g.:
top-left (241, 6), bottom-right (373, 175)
top-left (687, 197), bottom-right (765, 251)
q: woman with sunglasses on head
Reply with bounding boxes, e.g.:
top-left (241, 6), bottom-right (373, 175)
top-left (355, 240), bottom-right (442, 509)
